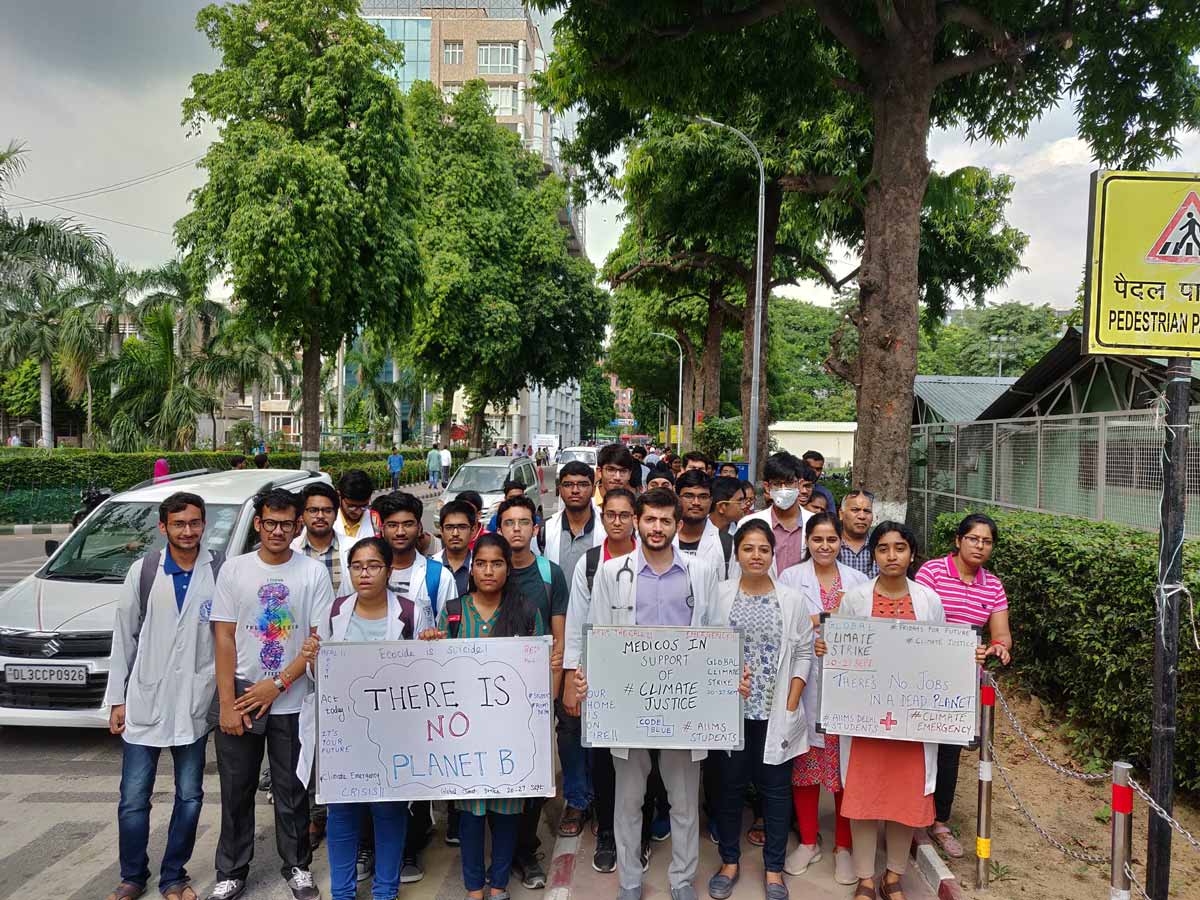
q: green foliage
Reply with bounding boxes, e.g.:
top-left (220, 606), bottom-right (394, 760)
top-left (768, 298), bottom-right (856, 422)
top-left (930, 509), bottom-right (1200, 791)
top-left (693, 416), bottom-right (742, 459)
top-left (918, 301), bottom-right (1066, 378)
top-left (225, 420), bottom-right (258, 454)
top-left (579, 363), bottom-right (614, 441)
top-left (0, 358), bottom-right (43, 418)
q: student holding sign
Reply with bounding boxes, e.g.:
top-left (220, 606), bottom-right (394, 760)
top-left (818, 522), bottom-right (986, 900)
top-left (707, 519), bottom-right (814, 900)
top-left (425, 532), bottom-right (547, 900)
top-left (778, 512), bottom-right (869, 884)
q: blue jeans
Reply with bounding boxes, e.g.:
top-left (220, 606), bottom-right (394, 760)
top-left (118, 734), bottom-right (208, 891)
top-left (326, 801), bottom-right (408, 900)
top-left (458, 809), bottom-right (519, 892)
top-left (715, 718), bottom-right (792, 872)
top-left (556, 701), bottom-right (590, 810)
top-left (428, 468), bottom-right (439, 488)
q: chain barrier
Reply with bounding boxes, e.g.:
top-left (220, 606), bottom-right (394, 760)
top-left (991, 681), bottom-right (1109, 781)
top-left (988, 741), bottom-right (1111, 865)
top-left (1129, 777), bottom-right (1200, 855)
top-left (1124, 863), bottom-right (1152, 900)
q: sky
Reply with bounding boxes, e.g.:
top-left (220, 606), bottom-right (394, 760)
top-left (2, 2), bottom-right (1197, 312)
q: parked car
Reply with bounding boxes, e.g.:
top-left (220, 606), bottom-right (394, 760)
top-left (0, 468), bottom-right (328, 728)
top-left (437, 455), bottom-right (547, 525)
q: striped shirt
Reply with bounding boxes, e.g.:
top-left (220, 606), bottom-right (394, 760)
top-left (298, 532), bottom-right (344, 595)
top-left (915, 554), bottom-right (1008, 627)
top-left (437, 594), bottom-right (546, 817)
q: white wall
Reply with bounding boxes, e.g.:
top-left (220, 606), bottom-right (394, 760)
top-left (768, 422), bottom-right (857, 468)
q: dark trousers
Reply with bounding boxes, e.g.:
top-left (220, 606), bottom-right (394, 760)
top-left (406, 801), bottom-right (431, 859)
top-left (715, 719), bottom-right (792, 872)
top-left (214, 713), bottom-right (311, 881)
top-left (934, 743), bottom-right (963, 823)
top-left (459, 810), bottom-right (520, 891)
top-left (516, 796), bottom-right (546, 861)
top-left (592, 746), bottom-right (656, 843)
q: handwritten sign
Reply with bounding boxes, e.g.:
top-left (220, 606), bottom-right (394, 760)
top-left (581, 625), bottom-right (743, 751)
top-left (315, 637), bottom-right (554, 804)
top-left (818, 616), bottom-right (979, 746)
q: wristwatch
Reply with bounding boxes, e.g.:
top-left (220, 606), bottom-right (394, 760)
top-left (273, 676), bottom-right (287, 692)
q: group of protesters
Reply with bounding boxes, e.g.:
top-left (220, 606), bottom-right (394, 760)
top-left (104, 444), bottom-right (1012, 900)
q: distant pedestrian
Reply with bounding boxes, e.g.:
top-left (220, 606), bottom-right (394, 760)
top-left (387, 446), bottom-right (405, 492)
top-left (426, 444), bottom-right (442, 490)
top-left (718, 461), bottom-right (740, 479)
top-left (802, 451), bottom-right (835, 511)
top-left (105, 492), bottom-right (224, 900)
top-left (254, 452), bottom-right (269, 469)
top-left (440, 446), bottom-right (451, 485)
top-left (230, 455), bottom-right (247, 470)
top-left (153, 458), bottom-right (170, 484)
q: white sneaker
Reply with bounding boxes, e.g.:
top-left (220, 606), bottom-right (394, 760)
top-left (833, 849), bottom-right (856, 885)
top-left (207, 880), bottom-right (245, 900)
top-left (783, 842), bottom-right (822, 876)
top-left (286, 867), bottom-right (319, 900)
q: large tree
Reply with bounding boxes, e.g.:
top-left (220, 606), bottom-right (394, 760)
top-left (177, 0), bottom-right (423, 468)
top-left (579, 362), bottom-right (615, 441)
top-left (533, 0), bottom-right (1200, 516)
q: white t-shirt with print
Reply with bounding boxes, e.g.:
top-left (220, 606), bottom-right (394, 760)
top-left (209, 550), bottom-right (334, 715)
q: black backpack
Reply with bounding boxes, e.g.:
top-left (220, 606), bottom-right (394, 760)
top-left (443, 593), bottom-right (538, 639)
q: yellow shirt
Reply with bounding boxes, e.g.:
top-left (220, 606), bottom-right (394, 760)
top-left (340, 513), bottom-right (364, 538)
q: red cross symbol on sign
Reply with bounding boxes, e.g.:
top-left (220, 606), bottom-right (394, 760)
top-left (879, 712), bottom-right (898, 731)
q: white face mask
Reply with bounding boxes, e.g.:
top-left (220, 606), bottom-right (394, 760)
top-left (771, 487), bottom-right (799, 511)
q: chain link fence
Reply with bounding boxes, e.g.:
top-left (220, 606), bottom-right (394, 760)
top-left (909, 406), bottom-right (1200, 548)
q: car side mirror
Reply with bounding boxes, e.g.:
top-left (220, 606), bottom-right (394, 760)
top-left (44, 539), bottom-right (60, 556)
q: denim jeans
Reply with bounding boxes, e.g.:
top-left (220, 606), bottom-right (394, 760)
top-left (118, 733), bottom-right (208, 891)
top-left (556, 701), bottom-right (590, 810)
top-left (326, 802), bottom-right (408, 900)
top-left (428, 469), bottom-right (439, 489)
top-left (715, 719), bottom-right (792, 872)
top-left (458, 810), bottom-right (519, 891)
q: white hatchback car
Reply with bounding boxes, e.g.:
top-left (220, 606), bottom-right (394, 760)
top-left (0, 467), bottom-right (328, 728)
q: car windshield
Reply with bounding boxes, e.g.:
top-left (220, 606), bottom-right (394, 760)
top-left (447, 463), bottom-right (509, 494)
top-left (560, 449), bottom-right (595, 465)
top-left (43, 501), bottom-right (240, 581)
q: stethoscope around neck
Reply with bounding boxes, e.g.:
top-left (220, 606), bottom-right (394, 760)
top-left (611, 556), bottom-right (695, 610)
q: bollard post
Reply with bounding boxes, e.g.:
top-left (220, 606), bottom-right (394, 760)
top-left (976, 672), bottom-right (996, 889)
top-left (1111, 761), bottom-right (1134, 900)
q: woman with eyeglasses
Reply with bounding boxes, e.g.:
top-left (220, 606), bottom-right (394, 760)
top-left (301, 536), bottom-right (434, 900)
top-left (914, 513), bottom-right (1012, 858)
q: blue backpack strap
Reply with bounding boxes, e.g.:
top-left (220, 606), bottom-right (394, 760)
top-left (424, 558), bottom-right (444, 615)
top-left (535, 555), bottom-right (552, 606)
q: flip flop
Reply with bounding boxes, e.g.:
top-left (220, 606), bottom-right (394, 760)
top-left (105, 883), bottom-right (145, 900)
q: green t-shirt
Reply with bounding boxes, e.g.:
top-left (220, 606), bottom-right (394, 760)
top-left (511, 557), bottom-right (569, 626)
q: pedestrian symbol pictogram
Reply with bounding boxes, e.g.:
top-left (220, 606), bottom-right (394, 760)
top-left (1146, 190), bottom-right (1200, 264)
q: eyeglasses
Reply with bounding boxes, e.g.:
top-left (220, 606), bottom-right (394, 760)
top-left (349, 562), bottom-right (387, 574)
top-left (441, 523), bottom-right (472, 533)
top-left (304, 506), bottom-right (335, 516)
top-left (560, 480), bottom-right (592, 491)
top-left (679, 492), bottom-right (711, 503)
top-left (501, 518), bottom-right (534, 529)
top-left (603, 511), bottom-right (634, 523)
top-left (260, 519), bottom-right (297, 533)
top-left (961, 535), bottom-right (994, 548)
top-left (341, 501), bottom-right (368, 512)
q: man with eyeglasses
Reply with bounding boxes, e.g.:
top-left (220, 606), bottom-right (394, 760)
top-left (292, 482), bottom-right (348, 596)
top-left (435, 499), bottom-right (477, 595)
top-left (673, 469), bottom-right (738, 582)
top-left (837, 490), bottom-right (878, 577)
top-left (595, 443), bottom-right (637, 503)
top-left (333, 470), bottom-right (378, 545)
top-left (539, 461), bottom-right (603, 583)
top-left (709, 476), bottom-right (744, 536)
top-left (208, 489), bottom-right (334, 900)
top-left (742, 453), bottom-right (813, 576)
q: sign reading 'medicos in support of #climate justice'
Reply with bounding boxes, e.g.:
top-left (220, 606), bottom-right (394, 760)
top-left (818, 616), bottom-right (979, 747)
top-left (1085, 170), bottom-right (1200, 357)
top-left (581, 625), bottom-right (743, 751)
top-left (315, 637), bottom-right (554, 804)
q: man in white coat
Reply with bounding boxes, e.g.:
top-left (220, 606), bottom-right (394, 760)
top-left (673, 469), bottom-right (738, 582)
top-left (105, 492), bottom-right (225, 900)
top-left (539, 460), bottom-right (604, 584)
top-left (583, 488), bottom-right (721, 900)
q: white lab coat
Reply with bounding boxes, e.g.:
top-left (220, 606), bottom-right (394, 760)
top-left (564, 540), bottom-right (634, 670)
top-left (836, 577), bottom-right (947, 797)
top-left (104, 549), bottom-right (221, 747)
top-left (711, 575), bottom-right (814, 765)
top-left (332, 512), bottom-right (379, 548)
top-left (587, 548), bottom-right (721, 762)
top-left (673, 518), bottom-right (740, 583)
top-left (542, 504), bottom-right (603, 566)
top-left (777, 559), bottom-right (869, 749)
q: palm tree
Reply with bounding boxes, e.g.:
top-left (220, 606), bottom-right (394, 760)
top-left (58, 304), bottom-right (104, 443)
top-left (140, 257), bottom-right (227, 351)
top-left (346, 335), bottom-right (424, 445)
top-left (0, 141), bottom-right (103, 288)
top-left (82, 249), bottom-right (142, 396)
top-left (0, 273), bottom-right (89, 447)
top-left (194, 322), bottom-right (295, 443)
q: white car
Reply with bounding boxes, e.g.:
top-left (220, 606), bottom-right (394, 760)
top-left (558, 446), bottom-right (597, 469)
top-left (0, 467), bottom-right (328, 728)
top-left (437, 455), bottom-right (548, 526)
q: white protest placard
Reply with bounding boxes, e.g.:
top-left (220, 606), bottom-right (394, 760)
top-left (315, 637), bottom-right (554, 804)
top-left (818, 615), bottom-right (979, 746)
top-left (581, 625), bottom-right (743, 751)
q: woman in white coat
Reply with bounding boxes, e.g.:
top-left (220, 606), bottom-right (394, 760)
top-left (778, 512), bottom-right (869, 885)
top-left (706, 519), bottom-right (813, 900)
top-left (816, 522), bottom-right (986, 900)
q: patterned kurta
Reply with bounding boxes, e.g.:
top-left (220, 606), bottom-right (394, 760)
top-left (436, 594), bottom-right (546, 816)
top-left (728, 589), bottom-right (783, 720)
top-left (792, 573), bottom-right (843, 791)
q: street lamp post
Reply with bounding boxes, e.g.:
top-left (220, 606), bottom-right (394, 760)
top-left (651, 331), bottom-right (684, 455)
top-left (692, 115), bottom-right (765, 480)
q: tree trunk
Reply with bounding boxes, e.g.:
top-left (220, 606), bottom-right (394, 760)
top-left (39, 356), bottom-right (53, 449)
top-left (439, 386), bottom-right (454, 447)
top-left (335, 339), bottom-right (346, 450)
top-left (740, 184), bottom-right (782, 478)
top-left (85, 376), bottom-right (93, 447)
top-left (468, 404), bottom-right (487, 457)
top-left (391, 358), bottom-right (403, 446)
top-left (109, 330), bottom-right (121, 398)
top-left (699, 281), bottom-right (728, 421)
top-left (678, 332), bottom-right (698, 451)
top-left (850, 37), bottom-right (936, 523)
top-left (251, 381), bottom-right (262, 437)
top-left (301, 326), bottom-right (322, 471)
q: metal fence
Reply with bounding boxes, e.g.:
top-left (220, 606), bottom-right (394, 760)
top-left (909, 406), bottom-right (1200, 548)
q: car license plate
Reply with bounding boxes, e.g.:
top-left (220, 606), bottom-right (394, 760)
top-left (4, 664), bottom-right (88, 685)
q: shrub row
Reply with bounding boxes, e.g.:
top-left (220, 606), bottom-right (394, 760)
top-left (930, 509), bottom-right (1200, 792)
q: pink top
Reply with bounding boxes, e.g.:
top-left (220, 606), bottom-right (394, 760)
top-left (770, 509), bottom-right (806, 574)
top-left (915, 553), bottom-right (1008, 627)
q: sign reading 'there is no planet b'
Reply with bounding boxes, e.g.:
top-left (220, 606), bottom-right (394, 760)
top-left (315, 637), bottom-right (554, 804)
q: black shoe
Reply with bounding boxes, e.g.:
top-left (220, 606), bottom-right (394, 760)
top-left (355, 848), bottom-right (374, 883)
top-left (517, 853), bottom-right (547, 889)
top-left (286, 867), bottom-right (319, 900)
top-left (446, 808), bottom-right (461, 846)
top-left (640, 841), bottom-right (652, 872)
top-left (593, 831), bottom-right (617, 873)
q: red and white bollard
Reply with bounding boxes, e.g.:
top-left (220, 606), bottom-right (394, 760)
top-left (976, 673), bottom-right (996, 889)
top-left (1111, 761), bottom-right (1134, 900)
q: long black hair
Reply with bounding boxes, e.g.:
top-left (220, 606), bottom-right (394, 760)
top-left (468, 532), bottom-right (538, 638)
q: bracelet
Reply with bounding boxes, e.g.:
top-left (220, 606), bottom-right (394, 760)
top-left (990, 639), bottom-right (1007, 648)
top-left (278, 672), bottom-right (293, 690)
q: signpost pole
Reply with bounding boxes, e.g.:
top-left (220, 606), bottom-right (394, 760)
top-left (1147, 356), bottom-right (1189, 900)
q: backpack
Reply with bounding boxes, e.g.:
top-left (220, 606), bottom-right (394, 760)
top-left (534, 555), bottom-right (552, 606)
top-left (584, 545), bottom-right (603, 593)
top-left (442, 593), bottom-right (537, 639)
top-left (331, 592), bottom-right (416, 639)
top-left (137, 548), bottom-right (225, 628)
top-left (423, 558), bottom-right (445, 615)
top-left (716, 528), bottom-right (733, 579)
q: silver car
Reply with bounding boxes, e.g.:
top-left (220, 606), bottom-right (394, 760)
top-left (437, 455), bottom-right (548, 526)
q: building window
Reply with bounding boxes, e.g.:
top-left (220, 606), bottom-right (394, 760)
top-left (488, 84), bottom-right (516, 116)
top-left (269, 414), bottom-right (293, 435)
top-left (442, 83), bottom-right (462, 101)
top-left (478, 42), bottom-right (518, 75)
top-left (443, 40), bottom-right (463, 65)
top-left (364, 17), bottom-right (431, 90)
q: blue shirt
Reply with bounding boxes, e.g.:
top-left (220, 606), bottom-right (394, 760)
top-left (387, 453), bottom-right (404, 473)
top-left (635, 548), bottom-right (692, 626)
top-left (162, 547), bottom-right (194, 612)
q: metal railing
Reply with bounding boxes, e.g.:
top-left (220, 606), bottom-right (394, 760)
top-left (909, 406), bottom-right (1200, 548)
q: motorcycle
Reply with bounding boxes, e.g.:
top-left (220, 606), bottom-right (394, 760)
top-left (71, 484), bottom-right (113, 528)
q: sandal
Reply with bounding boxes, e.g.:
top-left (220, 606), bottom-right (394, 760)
top-left (162, 887), bottom-right (197, 900)
top-left (879, 873), bottom-right (906, 900)
top-left (854, 879), bottom-right (877, 900)
top-left (558, 805), bottom-right (590, 837)
top-left (106, 883), bottom-right (145, 900)
top-left (927, 824), bottom-right (963, 859)
top-left (746, 820), bottom-right (766, 847)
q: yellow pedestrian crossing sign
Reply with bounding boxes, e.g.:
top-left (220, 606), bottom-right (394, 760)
top-left (1085, 170), bottom-right (1200, 357)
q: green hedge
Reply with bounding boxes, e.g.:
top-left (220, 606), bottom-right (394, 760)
top-left (931, 509), bottom-right (1200, 791)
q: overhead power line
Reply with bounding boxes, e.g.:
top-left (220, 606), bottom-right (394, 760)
top-left (5, 155), bottom-right (203, 210)
top-left (5, 191), bottom-right (174, 236)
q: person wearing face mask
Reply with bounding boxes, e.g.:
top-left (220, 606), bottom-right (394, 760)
top-left (742, 454), bottom-right (812, 576)
top-left (777, 513), bottom-right (869, 884)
